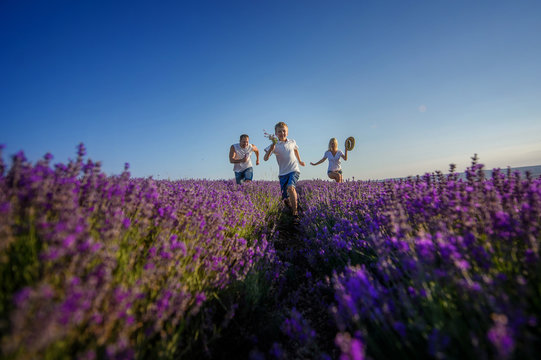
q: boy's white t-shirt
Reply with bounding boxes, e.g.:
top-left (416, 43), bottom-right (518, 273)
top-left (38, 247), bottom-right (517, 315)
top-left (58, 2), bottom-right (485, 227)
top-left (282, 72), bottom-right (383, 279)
top-left (325, 150), bottom-right (344, 172)
top-left (265, 139), bottom-right (300, 176)
top-left (232, 143), bottom-right (253, 172)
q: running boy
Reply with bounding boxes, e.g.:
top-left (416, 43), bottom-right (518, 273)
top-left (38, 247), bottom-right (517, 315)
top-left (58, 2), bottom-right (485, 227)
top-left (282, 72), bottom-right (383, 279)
top-left (263, 122), bottom-right (305, 218)
top-left (310, 137), bottom-right (348, 183)
top-left (229, 134), bottom-right (259, 184)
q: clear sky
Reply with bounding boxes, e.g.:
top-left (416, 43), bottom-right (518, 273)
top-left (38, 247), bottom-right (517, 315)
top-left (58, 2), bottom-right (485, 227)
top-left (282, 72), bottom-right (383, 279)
top-left (2, 0), bottom-right (540, 180)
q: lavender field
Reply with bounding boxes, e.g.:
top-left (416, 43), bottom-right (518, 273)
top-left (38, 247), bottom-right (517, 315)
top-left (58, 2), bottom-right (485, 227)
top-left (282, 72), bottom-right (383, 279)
top-left (1, 145), bottom-right (540, 360)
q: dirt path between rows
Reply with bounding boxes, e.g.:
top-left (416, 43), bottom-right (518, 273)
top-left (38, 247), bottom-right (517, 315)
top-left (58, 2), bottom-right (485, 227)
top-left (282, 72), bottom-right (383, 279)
top-left (199, 202), bottom-right (339, 359)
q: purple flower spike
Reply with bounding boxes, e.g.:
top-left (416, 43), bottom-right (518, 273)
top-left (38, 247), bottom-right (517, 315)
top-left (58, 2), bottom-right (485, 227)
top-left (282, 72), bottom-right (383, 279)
top-left (63, 235), bottom-right (76, 248)
top-left (77, 143), bottom-right (86, 157)
top-left (335, 332), bottom-right (365, 360)
top-left (487, 314), bottom-right (515, 359)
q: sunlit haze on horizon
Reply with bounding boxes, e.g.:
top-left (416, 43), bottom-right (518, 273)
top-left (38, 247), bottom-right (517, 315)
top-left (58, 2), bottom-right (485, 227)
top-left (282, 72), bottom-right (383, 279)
top-left (1, 0), bottom-right (540, 181)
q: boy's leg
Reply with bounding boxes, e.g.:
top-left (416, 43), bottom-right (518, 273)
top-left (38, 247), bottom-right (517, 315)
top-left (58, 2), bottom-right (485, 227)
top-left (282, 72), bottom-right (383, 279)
top-left (287, 186), bottom-right (298, 215)
top-left (283, 198), bottom-right (291, 209)
top-left (286, 172), bottom-right (301, 216)
top-left (279, 174), bottom-right (289, 207)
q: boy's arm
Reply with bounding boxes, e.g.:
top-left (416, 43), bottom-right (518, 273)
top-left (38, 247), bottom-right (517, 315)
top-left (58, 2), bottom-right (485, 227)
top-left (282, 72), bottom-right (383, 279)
top-left (229, 145), bottom-right (248, 164)
top-left (294, 148), bottom-right (305, 167)
top-left (310, 158), bottom-right (326, 166)
top-left (263, 144), bottom-right (275, 161)
top-left (341, 149), bottom-right (348, 161)
top-left (252, 145), bottom-right (260, 165)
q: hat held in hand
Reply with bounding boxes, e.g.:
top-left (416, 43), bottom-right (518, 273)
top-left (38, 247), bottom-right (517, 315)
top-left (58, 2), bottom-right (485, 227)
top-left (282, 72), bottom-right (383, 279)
top-left (345, 136), bottom-right (355, 151)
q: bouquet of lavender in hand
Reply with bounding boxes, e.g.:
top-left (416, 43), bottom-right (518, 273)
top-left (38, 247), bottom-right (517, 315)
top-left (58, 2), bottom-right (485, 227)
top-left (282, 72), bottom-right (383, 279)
top-left (263, 130), bottom-right (278, 144)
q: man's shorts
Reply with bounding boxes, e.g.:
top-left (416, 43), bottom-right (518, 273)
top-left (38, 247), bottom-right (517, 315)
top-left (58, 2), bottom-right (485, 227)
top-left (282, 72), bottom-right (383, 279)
top-left (235, 167), bottom-right (253, 184)
top-left (279, 171), bottom-right (300, 199)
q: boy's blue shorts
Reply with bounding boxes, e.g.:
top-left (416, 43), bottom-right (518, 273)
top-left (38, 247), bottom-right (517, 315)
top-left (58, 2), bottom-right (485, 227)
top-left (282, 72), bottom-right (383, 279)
top-left (235, 167), bottom-right (253, 184)
top-left (279, 171), bottom-right (300, 199)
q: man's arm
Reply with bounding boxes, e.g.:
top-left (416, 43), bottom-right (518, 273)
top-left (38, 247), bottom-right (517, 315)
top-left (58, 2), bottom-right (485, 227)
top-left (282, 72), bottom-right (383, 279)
top-left (229, 145), bottom-right (248, 164)
top-left (294, 148), bottom-right (306, 167)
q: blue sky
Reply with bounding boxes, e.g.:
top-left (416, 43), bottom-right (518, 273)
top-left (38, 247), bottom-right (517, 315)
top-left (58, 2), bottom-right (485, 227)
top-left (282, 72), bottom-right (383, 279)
top-left (2, 0), bottom-right (540, 180)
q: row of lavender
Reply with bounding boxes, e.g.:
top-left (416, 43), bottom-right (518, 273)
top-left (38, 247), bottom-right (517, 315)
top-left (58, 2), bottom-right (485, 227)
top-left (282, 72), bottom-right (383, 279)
top-left (2, 145), bottom-right (540, 359)
top-left (0, 145), bottom-right (282, 359)
top-left (291, 160), bottom-right (541, 359)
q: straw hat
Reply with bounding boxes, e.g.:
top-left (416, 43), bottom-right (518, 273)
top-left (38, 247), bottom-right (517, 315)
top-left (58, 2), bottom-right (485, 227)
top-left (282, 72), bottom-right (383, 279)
top-left (345, 136), bottom-right (355, 151)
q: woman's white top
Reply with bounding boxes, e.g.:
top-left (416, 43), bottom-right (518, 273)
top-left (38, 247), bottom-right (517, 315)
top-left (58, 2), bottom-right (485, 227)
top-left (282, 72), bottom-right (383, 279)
top-left (232, 143), bottom-right (253, 172)
top-left (265, 139), bottom-right (300, 176)
top-left (325, 150), bottom-right (344, 172)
